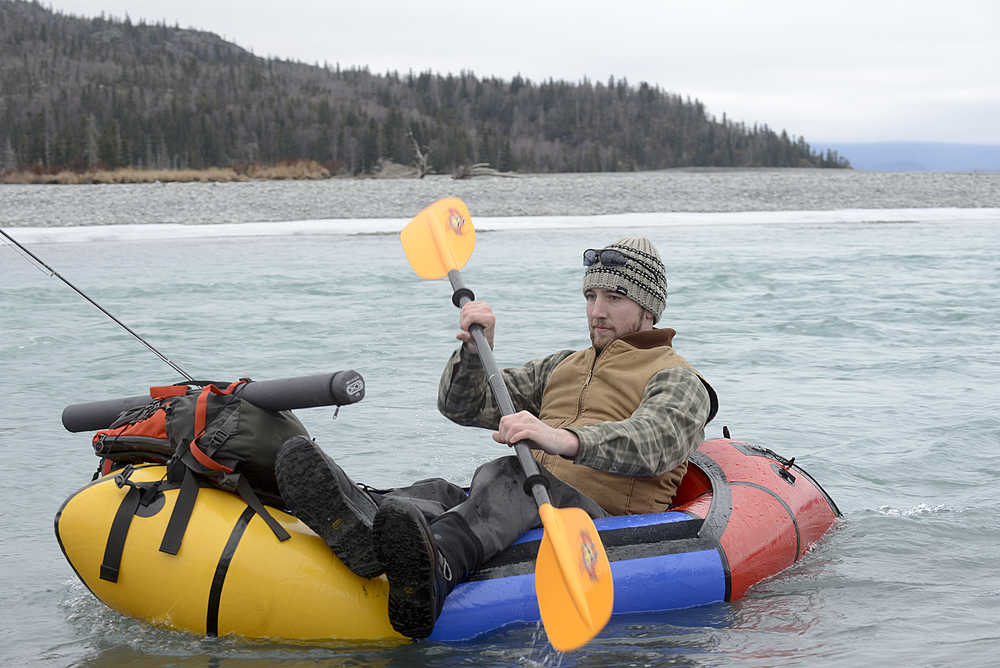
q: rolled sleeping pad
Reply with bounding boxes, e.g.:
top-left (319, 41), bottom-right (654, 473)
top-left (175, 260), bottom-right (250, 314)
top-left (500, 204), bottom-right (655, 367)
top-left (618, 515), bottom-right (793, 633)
top-left (61, 370), bottom-right (365, 433)
top-left (231, 371), bottom-right (365, 410)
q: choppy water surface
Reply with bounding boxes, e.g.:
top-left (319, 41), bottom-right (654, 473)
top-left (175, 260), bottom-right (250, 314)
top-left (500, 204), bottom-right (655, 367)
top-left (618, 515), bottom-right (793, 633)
top-left (2, 170), bottom-right (999, 667)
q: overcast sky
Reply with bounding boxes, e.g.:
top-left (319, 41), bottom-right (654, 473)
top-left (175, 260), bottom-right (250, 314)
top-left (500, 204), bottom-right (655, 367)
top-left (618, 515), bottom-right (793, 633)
top-left (45, 0), bottom-right (1000, 145)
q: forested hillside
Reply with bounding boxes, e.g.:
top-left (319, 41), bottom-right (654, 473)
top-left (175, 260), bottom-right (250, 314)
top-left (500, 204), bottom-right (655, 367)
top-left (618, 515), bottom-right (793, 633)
top-left (0, 0), bottom-right (849, 175)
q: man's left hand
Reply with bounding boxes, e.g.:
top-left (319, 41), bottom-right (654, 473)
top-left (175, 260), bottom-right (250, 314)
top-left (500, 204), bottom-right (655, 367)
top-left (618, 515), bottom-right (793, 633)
top-left (493, 411), bottom-right (580, 458)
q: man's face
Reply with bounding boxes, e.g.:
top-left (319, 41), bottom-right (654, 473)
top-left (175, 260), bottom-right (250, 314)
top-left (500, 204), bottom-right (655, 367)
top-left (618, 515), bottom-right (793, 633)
top-left (585, 287), bottom-right (653, 351)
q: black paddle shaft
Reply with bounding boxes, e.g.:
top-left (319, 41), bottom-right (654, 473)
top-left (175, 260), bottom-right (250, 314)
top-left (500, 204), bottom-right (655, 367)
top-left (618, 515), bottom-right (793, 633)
top-left (448, 270), bottom-right (553, 508)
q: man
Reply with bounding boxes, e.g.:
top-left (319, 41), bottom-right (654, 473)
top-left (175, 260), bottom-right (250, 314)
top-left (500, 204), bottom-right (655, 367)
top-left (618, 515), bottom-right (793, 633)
top-left (275, 236), bottom-right (717, 639)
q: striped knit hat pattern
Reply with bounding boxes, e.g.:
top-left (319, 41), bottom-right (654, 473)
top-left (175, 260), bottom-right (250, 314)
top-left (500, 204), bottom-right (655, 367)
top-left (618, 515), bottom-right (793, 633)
top-left (582, 236), bottom-right (667, 323)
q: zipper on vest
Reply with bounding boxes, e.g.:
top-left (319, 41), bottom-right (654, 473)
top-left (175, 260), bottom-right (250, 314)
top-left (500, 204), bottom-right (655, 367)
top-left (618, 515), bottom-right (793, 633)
top-left (572, 354), bottom-right (599, 424)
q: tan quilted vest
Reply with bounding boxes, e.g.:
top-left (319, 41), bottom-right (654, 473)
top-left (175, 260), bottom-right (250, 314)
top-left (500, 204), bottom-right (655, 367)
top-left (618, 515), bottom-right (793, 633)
top-left (532, 328), bottom-right (702, 515)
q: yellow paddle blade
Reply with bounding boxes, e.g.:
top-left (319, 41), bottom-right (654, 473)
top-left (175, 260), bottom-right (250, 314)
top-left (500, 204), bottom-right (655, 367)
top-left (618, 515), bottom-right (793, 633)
top-left (535, 504), bottom-right (614, 651)
top-left (400, 197), bottom-right (475, 279)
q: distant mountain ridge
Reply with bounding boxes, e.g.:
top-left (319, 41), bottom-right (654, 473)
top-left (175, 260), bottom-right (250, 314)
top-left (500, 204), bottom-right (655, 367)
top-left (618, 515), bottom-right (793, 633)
top-left (821, 142), bottom-right (1000, 172)
top-left (0, 0), bottom-right (848, 175)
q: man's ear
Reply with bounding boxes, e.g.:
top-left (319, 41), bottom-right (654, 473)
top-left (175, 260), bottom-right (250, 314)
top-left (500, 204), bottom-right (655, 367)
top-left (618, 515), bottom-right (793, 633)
top-left (642, 310), bottom-right (655, 327)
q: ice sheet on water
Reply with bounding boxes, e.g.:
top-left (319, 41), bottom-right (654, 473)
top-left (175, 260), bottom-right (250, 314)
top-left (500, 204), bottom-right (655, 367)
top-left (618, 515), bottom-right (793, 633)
top-left (8, 207), bottom-right (999, 244)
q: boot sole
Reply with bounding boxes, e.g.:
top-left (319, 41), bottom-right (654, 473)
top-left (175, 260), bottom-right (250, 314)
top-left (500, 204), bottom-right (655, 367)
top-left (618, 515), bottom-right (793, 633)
top-left (275, 437), bottom-right (382, 578)
top-left (373, 500), bottom-right (439, 638)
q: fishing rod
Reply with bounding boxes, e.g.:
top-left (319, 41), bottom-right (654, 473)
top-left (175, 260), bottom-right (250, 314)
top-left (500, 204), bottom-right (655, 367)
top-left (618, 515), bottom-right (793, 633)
top-left (1, 227), bottom-right (196, 382)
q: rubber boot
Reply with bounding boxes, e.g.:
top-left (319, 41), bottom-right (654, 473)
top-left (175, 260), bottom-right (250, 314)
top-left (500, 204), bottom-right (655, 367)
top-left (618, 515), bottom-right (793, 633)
top-left (373, 499), bottom-right (484, 638)
top-left (274, 436), bottom-right (383, 578)
top-left (430, 510), bottom-right (483, 590)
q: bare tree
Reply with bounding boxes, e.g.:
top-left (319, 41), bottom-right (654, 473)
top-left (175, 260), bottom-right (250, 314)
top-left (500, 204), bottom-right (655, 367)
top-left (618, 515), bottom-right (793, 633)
top-left (409, 131), bottom-right (430, 178)
top-left (1, 136), bottom-right (17, 171)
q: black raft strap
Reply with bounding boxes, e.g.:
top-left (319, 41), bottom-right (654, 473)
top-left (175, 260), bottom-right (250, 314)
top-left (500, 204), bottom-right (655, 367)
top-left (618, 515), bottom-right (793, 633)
top-left (159, 467), bottom-right (200, 555)
top-left (236, 476), bottom-right (290, 542)
top-left (100, 486), bottom-right (142, 582)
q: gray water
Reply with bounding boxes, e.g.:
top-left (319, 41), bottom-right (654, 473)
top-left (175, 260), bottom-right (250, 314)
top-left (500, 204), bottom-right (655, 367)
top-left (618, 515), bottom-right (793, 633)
top-left (2, 169), bottom-right (999, 667)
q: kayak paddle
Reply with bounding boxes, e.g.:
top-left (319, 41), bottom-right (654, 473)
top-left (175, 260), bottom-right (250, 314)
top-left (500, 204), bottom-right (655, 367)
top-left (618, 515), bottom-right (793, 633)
top-left (400, 197), bottom-right (613, 651)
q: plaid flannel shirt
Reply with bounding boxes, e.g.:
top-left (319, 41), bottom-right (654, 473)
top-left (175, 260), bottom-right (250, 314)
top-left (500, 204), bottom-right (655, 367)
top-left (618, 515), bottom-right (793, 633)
top-left (437, 344), bottom-right (711, 477)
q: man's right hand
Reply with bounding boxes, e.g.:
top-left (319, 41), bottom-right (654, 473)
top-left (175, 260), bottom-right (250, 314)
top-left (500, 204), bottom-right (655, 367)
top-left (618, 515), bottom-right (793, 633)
top-left (457, 301), bottom-right (496, 352)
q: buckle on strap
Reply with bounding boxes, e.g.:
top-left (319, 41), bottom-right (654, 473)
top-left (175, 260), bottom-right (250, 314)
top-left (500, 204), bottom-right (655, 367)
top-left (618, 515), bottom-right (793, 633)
top-left (114, 464), bottom-right (136, 489)
top-left (189, 384), bottom-right (235, 473)
top-left (113, 464), bottom-right (162, 506)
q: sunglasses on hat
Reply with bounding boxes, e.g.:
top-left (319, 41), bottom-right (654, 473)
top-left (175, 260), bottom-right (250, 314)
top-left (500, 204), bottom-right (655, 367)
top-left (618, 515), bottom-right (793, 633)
top-left (583, 248), bottom-right (628, 267)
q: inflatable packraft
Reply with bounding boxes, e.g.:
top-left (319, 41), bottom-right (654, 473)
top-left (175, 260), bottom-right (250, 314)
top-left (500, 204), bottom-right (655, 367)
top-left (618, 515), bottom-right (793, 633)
top-left (56, 432), bottom-right (840, 642)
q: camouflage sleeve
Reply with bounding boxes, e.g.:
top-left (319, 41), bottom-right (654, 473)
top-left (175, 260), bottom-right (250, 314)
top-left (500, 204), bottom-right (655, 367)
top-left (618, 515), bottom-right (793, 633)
top-left (567, 366), bottom-right (711, 476)
top-left (437, 345), bottom-right (574, 430)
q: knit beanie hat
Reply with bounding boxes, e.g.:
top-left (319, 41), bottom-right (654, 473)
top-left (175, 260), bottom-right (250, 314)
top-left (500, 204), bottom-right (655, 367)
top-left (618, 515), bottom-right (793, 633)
top-left (582, 236), bottom-right (667, 323)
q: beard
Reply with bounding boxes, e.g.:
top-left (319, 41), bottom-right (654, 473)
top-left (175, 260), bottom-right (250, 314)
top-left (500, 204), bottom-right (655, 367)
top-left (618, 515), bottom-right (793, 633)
top-left (589, 311), bottom-right (646, 352)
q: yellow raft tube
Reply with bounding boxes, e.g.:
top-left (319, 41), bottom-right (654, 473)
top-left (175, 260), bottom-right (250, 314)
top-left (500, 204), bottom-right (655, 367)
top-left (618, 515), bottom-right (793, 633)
top-left (55, 463), bottom-right (403, 640)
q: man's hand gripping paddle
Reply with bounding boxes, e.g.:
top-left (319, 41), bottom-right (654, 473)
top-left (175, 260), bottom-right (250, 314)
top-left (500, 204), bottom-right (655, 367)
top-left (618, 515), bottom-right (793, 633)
top-left (400, 197), bottom-right (613, 651)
